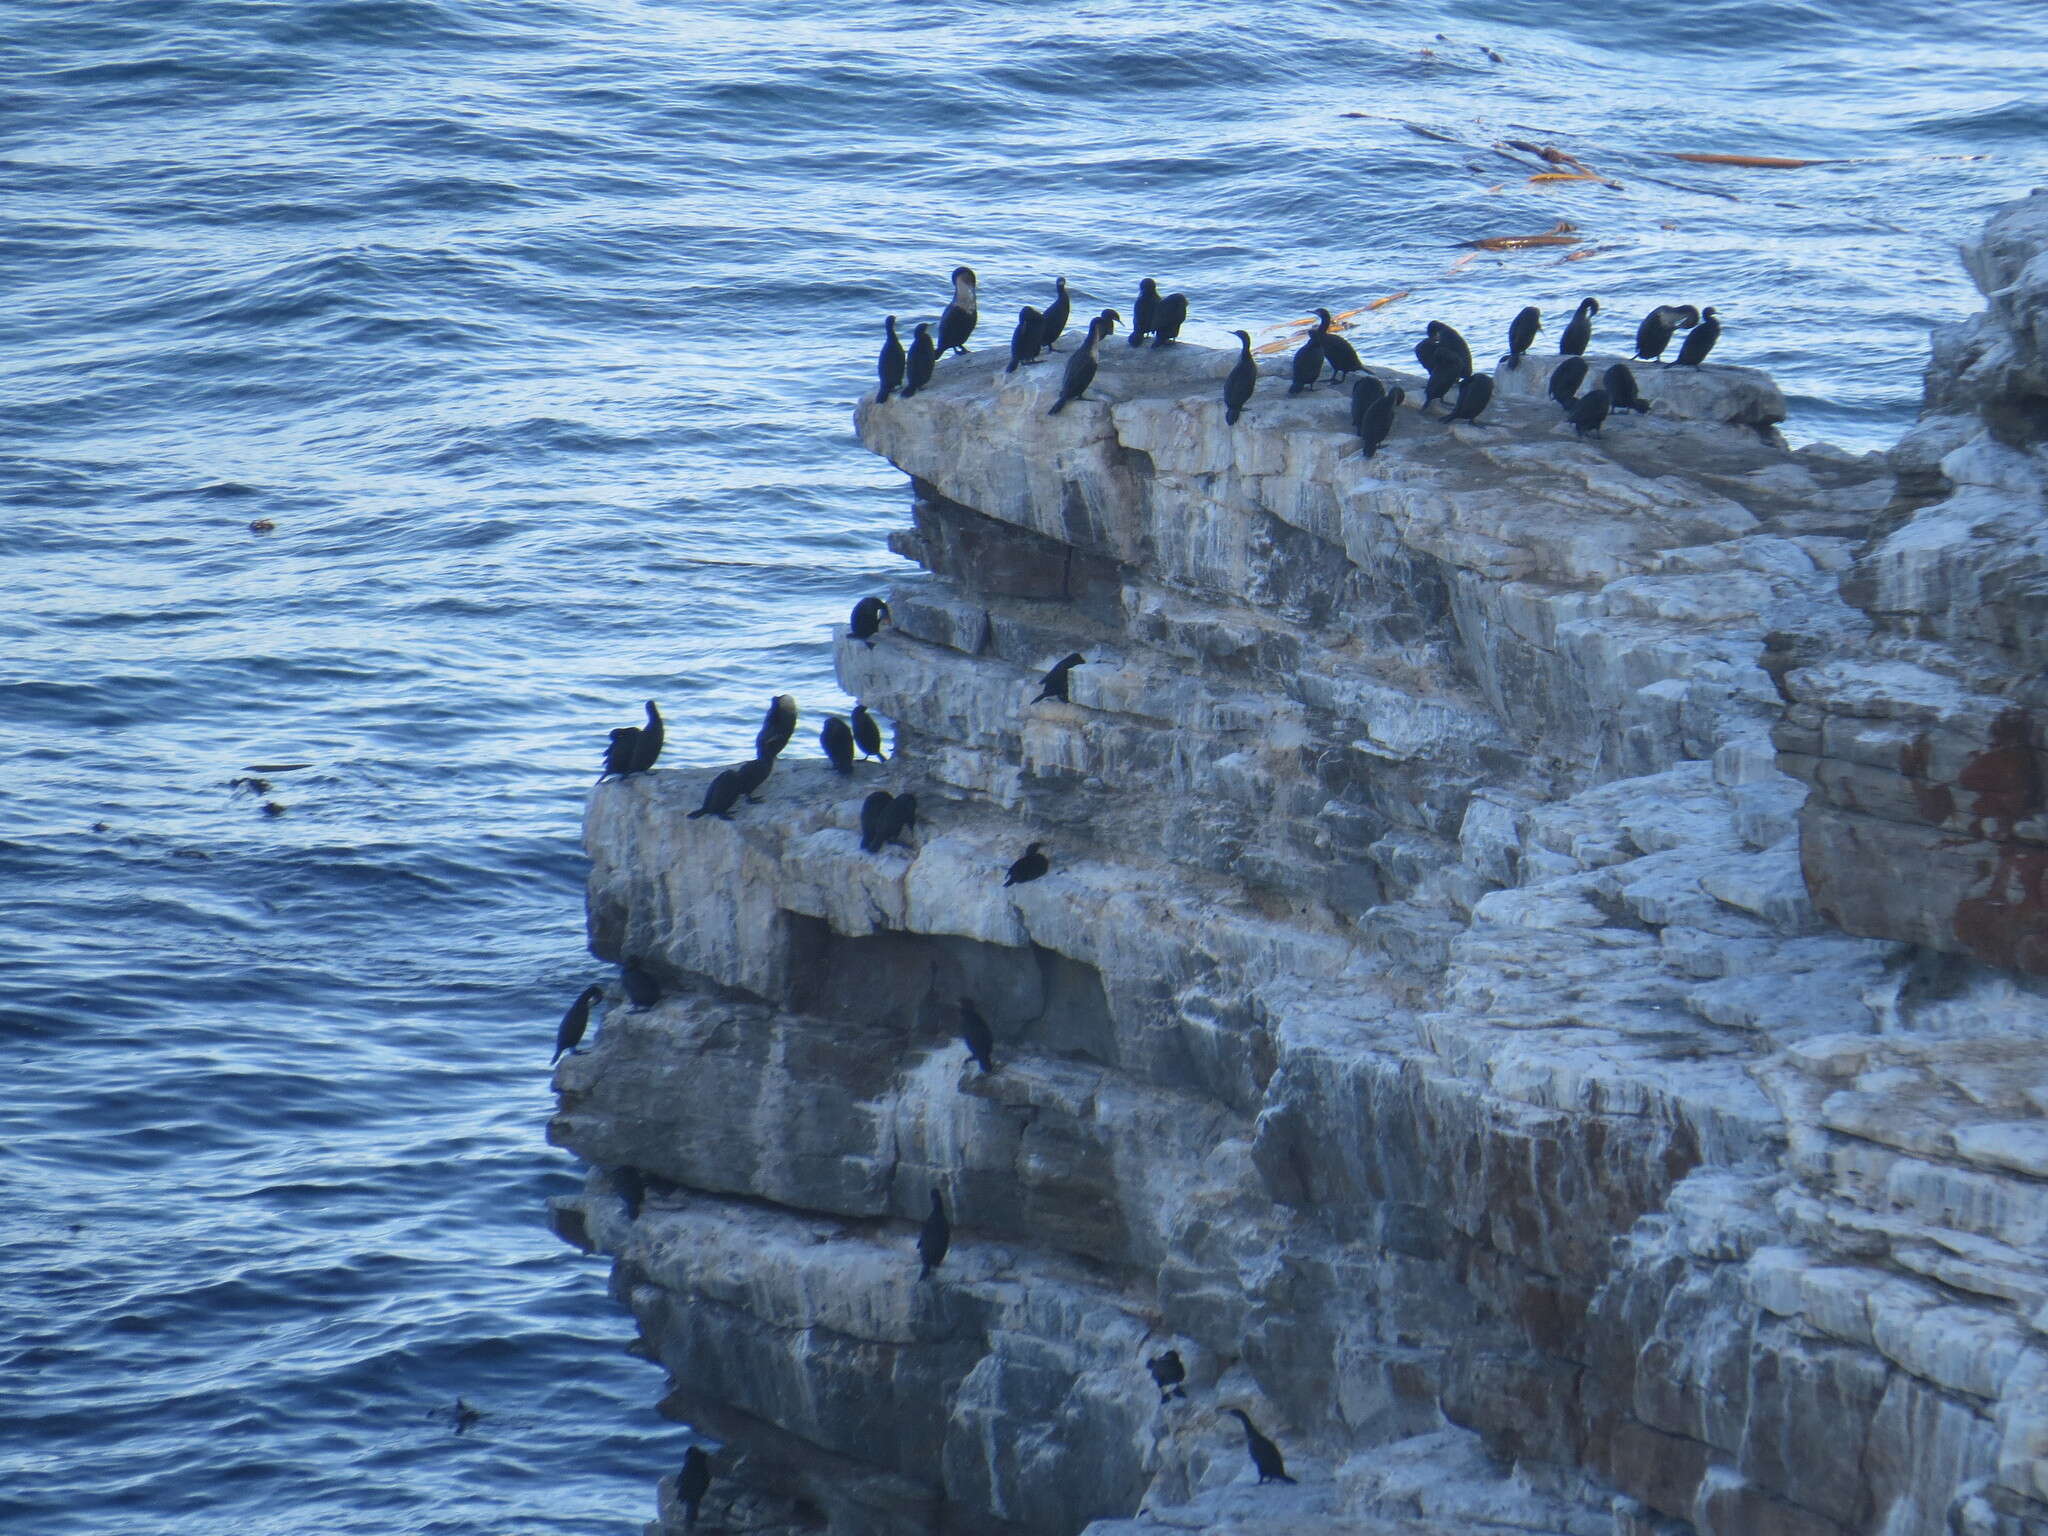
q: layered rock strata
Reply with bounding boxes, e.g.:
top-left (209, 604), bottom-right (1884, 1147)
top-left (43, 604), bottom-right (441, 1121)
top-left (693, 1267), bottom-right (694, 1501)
top-left (552, 195), bottom-right (2048, 1536)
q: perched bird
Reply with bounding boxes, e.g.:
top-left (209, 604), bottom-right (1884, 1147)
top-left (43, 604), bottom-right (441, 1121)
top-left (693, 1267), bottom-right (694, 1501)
top-left (851, 703), bottom-right (885, 760)
top-left (1151, 292), bottom-right (1188, 346)
top-left (731, 754), bottom-right (774, 802)
top-left (755, 694), bottom-right (798, 761)
top-left (1421, 320), bottom-right (1473, 381)
top-left (1039, 277), bottom-right (1071, 352)
top-left (936, 265), bottom-right (978, 355)
top-left (621, 959), bottom-right (661, 1009)
top-left (1047, 314), bottom-right (1107, 415)
top-left (1356, 386), bottom-right (1403, 459)
top-left (1130, 278), bottom-right (1161, 346)
top-left (677, 1446), bottom-right (712, 1529)
top-left (1004, 842), bottom-right (1050, 886)
top-left (1286, 328), bottom-right (1327, 395)
top-left (1224, 330), bottom-right (1258, 424)
top-left (917, 1188), bottom-right (951, 1279)
top-left (849, 595), bottom-right (890, 646)
top-left (1548, 355), bottom-right (1591, 409)
top-left (1033, 652), bottom-right (1085, 703)
top-left (1225, 1409), bottom-right (1295, 1484)
top-left (1006, 305), bottom-right (1045, 373)
top-left (552, 983), bottom-right (603, 1064)
top-left (632, 700), bottom-right (663, 774)
top-left (1421, 356), bottom-right (1465, 414)
top-left (600, 726), bottom-right (641, 780)
top-left (1444, 373), bottom-right (1494, 425)
top-left (1633, 304), bottom-right (1700, 362)
top-left (1313, 309), bottom-right (1363, 381)
top-left (1604, 363), bottom-right (1650, 414)
top-left (1349, 373), bottom-right (1386, 435)
top-left (1506, 305), bottom-right (1542, 368)
top-left (876, 315), bottom-right (905, 403)
top-left (1569, 386), bottom-right (1613, 438)
top-left (1559, 295), bottom-right (1599, 356)
top-left (1147, 1350), bottom-right (1188, 1402)
top-left (1674, 306), bottom-right (1720, 367)
top-left (957, 998), bottom-right (995, 1073)
top-left (820, 715), bottom-right (855, 774)
top-left (687, 767), bottom-right (745, 820)
top-left (902, 322), bottom-right (937, 397)
top-left (859, 790), bottom-right (895, 853)
top-left (877, 791), bottom-right (918, 847)
top-left (1094, 307), bottom-right (1121, 339)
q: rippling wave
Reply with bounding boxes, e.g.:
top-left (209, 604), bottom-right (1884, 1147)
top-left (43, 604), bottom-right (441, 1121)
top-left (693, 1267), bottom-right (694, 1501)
top-left (3, 0), bottom-right (2043, 1528)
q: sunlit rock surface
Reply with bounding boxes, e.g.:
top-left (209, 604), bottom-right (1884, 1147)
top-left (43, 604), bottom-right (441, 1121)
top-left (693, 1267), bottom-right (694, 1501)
top-left (553, 194), bottom-right (2048, 1536)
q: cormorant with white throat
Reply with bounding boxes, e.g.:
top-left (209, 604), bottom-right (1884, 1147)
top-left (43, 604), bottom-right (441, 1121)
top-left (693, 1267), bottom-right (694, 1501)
top-left (755, 695), bottom-right (797, 761)
top-left (936, 266), bottom-right (977, 355)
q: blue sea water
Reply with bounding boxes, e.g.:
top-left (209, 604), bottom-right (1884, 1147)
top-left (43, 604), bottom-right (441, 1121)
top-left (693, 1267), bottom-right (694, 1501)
top-left (2, 0), bottom-right (2044, 1529)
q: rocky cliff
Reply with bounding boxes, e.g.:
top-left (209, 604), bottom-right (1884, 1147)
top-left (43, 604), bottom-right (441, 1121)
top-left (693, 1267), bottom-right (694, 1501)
top-left (551, 190), bottom-right (2048, 1536)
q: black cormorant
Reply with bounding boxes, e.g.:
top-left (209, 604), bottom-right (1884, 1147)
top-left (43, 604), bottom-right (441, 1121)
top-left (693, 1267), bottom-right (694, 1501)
top-left (876, 316), bottom-right (904, 403)
top-left (1349, 373), bottom-right (1385, 435)
top-left (1130, 278), bottom-right (1160, 346)
top-left (1033, 652), bottom-right (1085, 703)
top-left (688, 768), bottom-right (744, 820)
top-left (1425, 321), bottom-right (1473, 380)
top-left (849, 595), bottom-right (890, 646)
top-left (1604, 363), bottom-right (1649, 414)
top-left (878, 791), bottom-right (918, 846)
top-left (851, 703), bottom-right (885, 760)
top-left (552, 983), bottom-right (603, 1063)
top-left (631, 700), bottom-right (663, 774)
top-left (600, 726), bottom-right (641, 780)
top-left (1004, 842), bottom-right (1049, 886)
top-left (936, 265), bottom-right (977, 355)
top-left (957, 998), bottom-right (995, 1073)
top-left (1047, 315), bottom-right (1106, 415)
top-left (1357, 386), bottom-right (1403, 459)
top-left (1225, 1409), bottom-right (1295, 1484)
top-left (1548, 355), bottom-right (1590, 409)
top-left (1286, 328), bottom-right (1327, 395)
top-left (1040, 277), bottom-right (1071, 352)
top-left (1506, 305), bottom-right (1541, 368)
top-left (1224, 331), bottom-right (1257, 424)
top-left (732, 754), bottom-right (774, 802)
top-left (1633, 304), bottom-right (1700, 362)
top-left (1094, 307), bottom-right (1121, 338)
top-left (1148, 1350), bottom-right (1187, 1402)
top-left (1006, 305), bottom-right (1045, 373)
top-left (1314, 310), bottom-right (1363, 381)
top-left (677, 1446), bottom-right (711, 1529)
top-left (1444, 373), bottom-right (1493, 424)
top-left (1569, 386), bottom-right (1612, 438)
top-left (917, 1189), bottom-right (950, 1279)
top-left (1674, 306), bottom-right (1720, 366)
top-left (902, 323), bottom-right (937, 397)
top-left (821, 715), bottom-right (855, 774)
top-left (1151, 292), bottom-right (1188, 346)
top-left (1421, 356), bottom-right (1464, 414)
top-left (755, 695), bottom-right (798, 761)
top-left (859, 789), bottom-right (895, 853)
top-left (621, 959), bottom-right (661, 1009)
top-left (1559, 296), bottom-right (1599, 356)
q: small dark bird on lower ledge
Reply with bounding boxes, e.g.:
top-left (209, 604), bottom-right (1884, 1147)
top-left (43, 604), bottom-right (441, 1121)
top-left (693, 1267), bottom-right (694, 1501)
top-left (1604, 363), bottom-right (1650, 415)
top-left (851, 703), bottom-right (885, 761)
top-left (1225, 1408), bottom-right (1295, 1484)
top-left (552, 983), bottom-right (603, 1063)
top-left (687, 767), bottom-right (744, 820)
top-left (849, 595), bottom-right (890, 646)
top-left (859, 789), bottom-right (895, 853)
top-left (917, 1188), bottom-right (951, 1279)
top-left (1548, 355), bottom-right (1590, 410)
top-left (877, 791), bottom-right (918, 847)
top-left (821, 715), bottom-right (855, 774)
top-left (1004, 842), bottom-right (1049, 886)
top-left (957, 998), bottom-right (995, 1074)
top-left (1033, 652), bottom-right (1085, 704)
top-left (677, 1445), bottom-right (712, 1528)
top-left (731, 753), bottom-right (774, 802)
top-left (1443, 372), bottom-right (1493, 425)
top-left (1569, 386), bottom-right (1613, 439)
top-left (1147, 1349), bottom-right (1187, 1402)
top-left (600, 726), bottom-right (641, 780)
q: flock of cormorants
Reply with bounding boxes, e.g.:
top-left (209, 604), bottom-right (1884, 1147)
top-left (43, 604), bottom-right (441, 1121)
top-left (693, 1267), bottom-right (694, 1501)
top-left (875, 267), bottom-right (1726, 453)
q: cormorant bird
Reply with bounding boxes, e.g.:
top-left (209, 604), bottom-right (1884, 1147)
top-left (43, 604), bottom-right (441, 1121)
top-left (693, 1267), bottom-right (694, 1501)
top-left (1314, 309), bottom-right (1364, 381)
top-left (1286, 328), bottom-right (1327, 395)
top-left (1559, 296), bottom-right (1599, 356)
top-left (859, 790), bottom-right (895, 853)
top-left (1548, 355), bottom-right (1591, 409)
top-left (631, 700), bottom-right (663, 774)
top-left (957, 998), bottom-right (995, 1073)
top-left (849, 595), bottom-right (890, 646)
top-left (1422, 321), bottom-right (1473, 381)
top-left (731, 754), bottom-right (774, 802)
top-left (1349, 373), bottom-right (1385, 435)
top-left (677, 1446), bottom-right (711, 1529)
top-left (1569, 386), bottom-right (1613, 438)
top-left (1633, 304), bottom-right (1700, 362)
top-left (688, 767), bottom-right (745, 820)
top-left (1444, 373), bottom-right (1493, 425)
top-left (1147, 1350), bottom-right (1187, 1402)
top-left (1047, 314), bottom-right (1107, 415)
top-left (600, 726), bottom-right (641, 780)
top-left (755, 695), bottom-right (798, 761)
top-left (621, 959), bottom-right (661, 1009)
top-left (876, 315), bottom-right (904, 403)
top-left (878, 791), bottom-right (917, 846)
top-left (1506, 305), bottom-right (1541, 368)
top-left (1356, 386), bottom-right (1403, 459)
top-left (1040, 277), bottom-right (1071, 352)
top-left (851, 703), bottom-right (885, 760)
top-left (902, 323), bottom-right (937, 397)
top-left (1151, 292), bottom-right (1188, 346)
top-left (936, 266), bottom-right (977, 355)
top-left (453, 1398), bottom-right (483, 1433)
top-left (1604, 363), bottom-right (1650, 414)
top-left (1674, 306), bottom-right (1720, 366)
top-left (1421, 356), bottom-right (1465, 414)
top-left (917, 1189), bottom-right (951, 1279)
top-left (1225, 1409), bottom-right (1294, 1484)
top-left (1223, 331), bottom-right (1258, 424)
top-left (1004, 842), bottom-right (1049, 886)
top-left (820, 715), bottom-right (855, 774)
top-left (1033, 652), bottom-right (1085, 703)
top-left (1130, 278), bottom-right (1160, 345)
top-left (552, 983), bottom-right (603, 1063)
top-left (1093, 307), bottom-right (1121, 339)
top-left (1006, 305), bottom-right (1045, 373)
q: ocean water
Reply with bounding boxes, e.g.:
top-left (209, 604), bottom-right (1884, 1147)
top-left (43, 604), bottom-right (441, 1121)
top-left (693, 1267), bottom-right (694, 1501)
top-left (3, 0), bottom-right (2043, 1529)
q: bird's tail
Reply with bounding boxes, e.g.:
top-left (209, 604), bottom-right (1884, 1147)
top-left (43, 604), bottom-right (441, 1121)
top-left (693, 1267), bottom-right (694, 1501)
top-left (1225, 405), bottom-right (1241, 424)
top-left (1047, 398), bottom-right (1066, 416)
top-left (686, 808), bottom-right (708, 820)
top-left (874, 384), bottom-right (890, 403)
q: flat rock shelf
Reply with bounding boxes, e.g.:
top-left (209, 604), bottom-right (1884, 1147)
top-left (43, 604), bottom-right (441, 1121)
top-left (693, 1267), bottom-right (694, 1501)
top-left (551, 190), bottom-right (2048, 1536)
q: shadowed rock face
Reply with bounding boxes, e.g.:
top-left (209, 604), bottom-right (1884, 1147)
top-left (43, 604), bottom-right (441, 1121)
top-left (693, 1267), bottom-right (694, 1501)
top-left (555, 193), bottom-right (2048, 1536)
